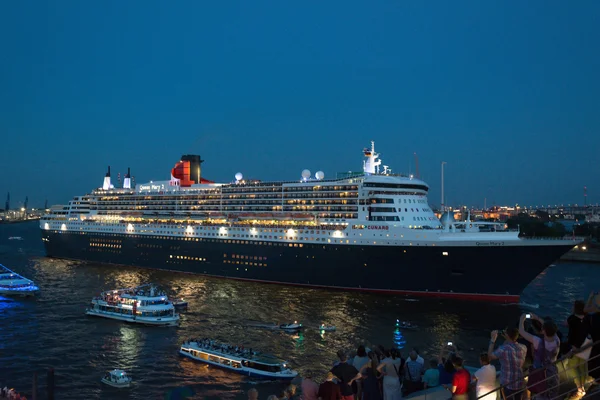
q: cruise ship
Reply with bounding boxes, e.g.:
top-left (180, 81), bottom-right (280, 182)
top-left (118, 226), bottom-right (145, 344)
top-left (40, 142), bottom-right (579, 303)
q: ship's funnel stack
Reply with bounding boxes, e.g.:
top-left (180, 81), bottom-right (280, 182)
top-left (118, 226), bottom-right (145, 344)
top-left (103, 166), bottom-right (112, 190)
top-left (171, 155), bottom-right (208, 187)
top-left (182, 155), bottom-right (204, 184)
top-left (123, 168), bottom-right (132, 189)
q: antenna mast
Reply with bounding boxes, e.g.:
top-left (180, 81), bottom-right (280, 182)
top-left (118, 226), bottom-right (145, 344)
top-left (414, 152), bottom-right (420, 179)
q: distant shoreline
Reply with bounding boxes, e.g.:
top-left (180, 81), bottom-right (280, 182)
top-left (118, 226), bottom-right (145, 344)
top-left (560, 248), bottom-right (600, 263)
top-left (0, 217), bottom-right (40, 225)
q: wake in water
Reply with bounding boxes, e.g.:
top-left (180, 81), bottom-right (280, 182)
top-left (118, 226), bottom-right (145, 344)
top-left (245, 322), bottom-right (281, 330)
top-left (501, 302), bottom-right (539, 309)
top-left (519, 302), bottom-right (540, 309)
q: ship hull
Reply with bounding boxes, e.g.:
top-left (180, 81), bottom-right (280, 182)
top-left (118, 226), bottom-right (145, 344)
top-left (41, 230), bottom-right (575, 303)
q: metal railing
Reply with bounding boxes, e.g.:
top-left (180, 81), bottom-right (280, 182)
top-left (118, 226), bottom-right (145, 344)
top-left (520, 236), bottom-right (585, 241)
top-left (478, 338), bottom-right (600, 400)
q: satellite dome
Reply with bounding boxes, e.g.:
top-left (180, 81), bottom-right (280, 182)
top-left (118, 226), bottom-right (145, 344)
top-left (315, 171), bottom-right (324, 180)
top-left (235, 172), bottom-right (243, 181)
top-left (301, 169), bottom-right (311, 179)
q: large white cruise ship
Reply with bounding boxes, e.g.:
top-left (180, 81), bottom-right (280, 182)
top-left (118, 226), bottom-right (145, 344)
top-left (40, 142), bottom-right (579, 302)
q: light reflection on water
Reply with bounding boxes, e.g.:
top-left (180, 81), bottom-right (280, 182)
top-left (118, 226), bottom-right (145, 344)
top-left (0, 222), bottom-right (598, 399)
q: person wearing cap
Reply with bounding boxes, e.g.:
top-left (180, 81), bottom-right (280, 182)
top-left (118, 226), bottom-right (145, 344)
top-left (318, 372), bottom-right (342, 400)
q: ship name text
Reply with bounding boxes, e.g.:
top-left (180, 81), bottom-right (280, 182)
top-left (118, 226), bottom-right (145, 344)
top-left (352, 225), bottom-right (389, 231)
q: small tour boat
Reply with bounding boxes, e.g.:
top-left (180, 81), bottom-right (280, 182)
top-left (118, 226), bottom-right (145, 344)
top-left (86, 283), bottom-right (180, 326)
top-left (279, 321), bottom-right (303, 330)
top-left (0, 264), bottom-right (39, 296)
top-left (318, 324), bottom-right (336, 332)
top-left (172, 298), bottom-right (188, 310)
top-left (180, 339), bottom-right (297, 380)
top-left (396, 320), bottom-right (419, 330)
top-left (8, 236), bottom-right (23, 241)
top-left (101, 369), bottom-right (132, 388)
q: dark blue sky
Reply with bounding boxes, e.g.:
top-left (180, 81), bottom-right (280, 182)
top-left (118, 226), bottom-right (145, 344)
top-left (1, 1), bottom-right (598, 209)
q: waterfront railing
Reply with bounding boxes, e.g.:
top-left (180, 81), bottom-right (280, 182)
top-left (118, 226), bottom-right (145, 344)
top-left (477, 338), bottom-right (600, 400)
top-left (403, 339), bottom-right (599, 400)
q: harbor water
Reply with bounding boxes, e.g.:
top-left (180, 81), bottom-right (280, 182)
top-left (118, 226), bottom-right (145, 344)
top-left (1, 221), bottom-right (598, 399)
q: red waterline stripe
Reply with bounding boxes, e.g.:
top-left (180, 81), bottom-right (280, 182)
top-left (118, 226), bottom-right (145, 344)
top-left (49, 256), bottom-right (520, 303)
top-left (217, 275), bottom-right (521, 304)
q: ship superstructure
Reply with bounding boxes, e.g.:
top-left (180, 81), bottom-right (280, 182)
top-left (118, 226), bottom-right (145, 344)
top-left (40, 142), bottom-right (579, 302)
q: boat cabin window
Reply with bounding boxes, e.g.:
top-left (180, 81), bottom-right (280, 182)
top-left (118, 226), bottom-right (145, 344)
top-left (242, 361), bottom-right (282, 373)
top-left (141, 299), bottom-right (167, 306)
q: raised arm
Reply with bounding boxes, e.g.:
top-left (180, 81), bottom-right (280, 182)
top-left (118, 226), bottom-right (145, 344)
top-left (438, 345), bottom-right (446, 364)
top-left (518, 313), bottom-right (536, 344)
top-left (488, 330), bottom-right (499, 361)
top-left (450, 343), bottom-right (461, 358)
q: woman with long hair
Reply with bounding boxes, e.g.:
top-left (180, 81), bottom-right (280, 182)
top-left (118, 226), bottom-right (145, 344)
top-left (349, 351), bottom-right (383, 400)
top-left (376, 348), bottom-right (403, 400)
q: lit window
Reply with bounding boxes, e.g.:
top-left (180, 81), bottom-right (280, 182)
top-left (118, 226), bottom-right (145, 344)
top-left (442, 251), bottom-right (449, 256)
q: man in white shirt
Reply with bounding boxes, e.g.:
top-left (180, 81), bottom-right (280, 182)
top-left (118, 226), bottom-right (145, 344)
top-left (474, 353), bottom-right (497, 400)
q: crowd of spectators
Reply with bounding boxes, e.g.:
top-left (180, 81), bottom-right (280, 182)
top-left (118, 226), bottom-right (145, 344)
top-left (0, 387), bottom-right (27, 400)
top-left (247, 291), bottom-right (599, 400)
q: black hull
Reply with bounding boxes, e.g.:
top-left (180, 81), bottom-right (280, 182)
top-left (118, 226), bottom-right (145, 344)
top-left (41, 231), bottom-right (576, 302)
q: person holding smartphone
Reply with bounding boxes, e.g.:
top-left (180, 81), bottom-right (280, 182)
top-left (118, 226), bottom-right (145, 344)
top-left (487, 327), bottom-right (527, 400)
top-left (518, 313), bottom-right (560, 398)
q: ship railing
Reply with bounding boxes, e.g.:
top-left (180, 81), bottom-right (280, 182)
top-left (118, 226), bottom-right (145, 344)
top-left (520, 236), bottom-right (585, 241)
top-left (475, 338), bottom-right (600, 400)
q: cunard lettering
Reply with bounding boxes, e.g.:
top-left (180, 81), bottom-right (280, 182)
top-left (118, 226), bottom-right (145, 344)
top-left (367, 225), bottom-right (389, 230)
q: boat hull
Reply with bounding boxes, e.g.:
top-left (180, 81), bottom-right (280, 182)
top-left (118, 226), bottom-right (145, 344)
top-left (0, 289), bottom-right (39, 297)
top-left (42, 230), bottom-right (577, 303)
top-left (178, 350), bottom-right (296, 380)
top-left (101, 378), bottom-right (131, 388)
top-left (86, 309), bottom-right (179, 326)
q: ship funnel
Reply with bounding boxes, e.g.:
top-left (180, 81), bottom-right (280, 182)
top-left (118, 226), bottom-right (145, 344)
top-left (171, 155), bottom-right (205, 187)
top-left (103, 166), bottom-right (112, 190)
top-left (123, 167), bottom-right (132, 189)
top-left (181, 155), bottom-right (204, 184)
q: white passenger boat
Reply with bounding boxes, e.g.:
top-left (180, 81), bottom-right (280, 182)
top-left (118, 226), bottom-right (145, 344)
top-left (86, 283), bottom-right (180, 326)
top-left (396, 319), bottom-right (419, 330)
top-left (8, 236), bottom-right (23, 241)
top-left (101, 369), bottom-right (132, 388)
top-left (0, 264), bottom-right (39, 296)
top-left (180, 339), bottom-right (297, 380)
top-left (318, 324), bottom-right (336, 332)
